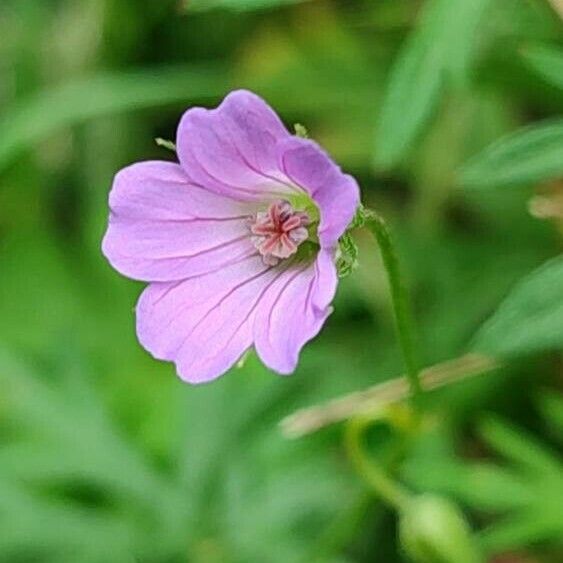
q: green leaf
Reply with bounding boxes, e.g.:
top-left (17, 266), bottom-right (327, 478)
top-left (186, 0), bottom-right (307, 11)
top-left (538, 391), bottom-right (563, 443)
top-left (460, 119), bottom-right (563, 188)
top-left (479, 510), bottom-right (563, 554)
top-left (479, 417), bottom-right (562, 477)
top-left (0, 346), bottom-right (356, 562)
top-left (0, 479), bottom-right (137, 560)
top-left (523, 43), bottom-right (563, 90)
top-left (375, 34), bottom-right (444, 169)
top-left (0, 66), bottom-right (225, 171)
top-left (404, 416), bottom-right (563, 555)
top-left (403, 460), bottom-right (532, 512)
top-left (472, 255), bottom-right (563, 357)
top-left (477, 417), bottom-right (563, 553)
top-left (375, 0), bottom-right (491, 168)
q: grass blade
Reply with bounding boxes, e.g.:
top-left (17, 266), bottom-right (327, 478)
top-left (0, 66), bottom-right (225, 171)
top-left (461, 120), bottom-right (563, 188)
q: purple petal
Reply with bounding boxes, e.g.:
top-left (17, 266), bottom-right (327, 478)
top-left (176, 90), bottom-right (299, 201)
top-left (253, 249), bottom-right (337, 374)
top-left (278, 137), bottom-right (360, 248)
top-left (102, 161), bottom-right (256, 282)
top-left (137, 254), bottom-right (298, 383)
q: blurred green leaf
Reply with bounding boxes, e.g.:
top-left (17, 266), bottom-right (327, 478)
top-left (479, 416), bottom-right (562, 477)
top-left (186, 0), bottom-right (308, 10)
top-left (472, 255), bottom-right (563, 357)
top-left (403, 460), bottom-right (532, 512)
top-left (460, 119), bottom-right (563, 188)
top-left (523, 43), bottom-right (563, 90)
top-left (0, 479), bottom-right (137, 561)
top-left (538, 391), bottom-right (563, 443)
top-left (0, 66), bottom-right (225, 171)
top-left (0, 347), bottom-right (356, 562)
top-left (477, 417), bottom-right (563, 553)
top-left (403, 415), bottom-right (563, 556)
top-left (375, 32), bottom-right (443, 169)
top-left (0, 348), bottom-right (188, 561)
top-left (375, 0), bottom-right (491, 168)
top-left (1, 1), bottom-right (562, 560)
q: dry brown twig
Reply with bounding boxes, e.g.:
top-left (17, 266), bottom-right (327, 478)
top-left (549, 0), bottom-right (563, 19)
top-left (280, 354), bottom-right (500, 438)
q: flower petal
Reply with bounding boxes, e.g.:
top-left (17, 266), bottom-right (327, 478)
top-left (253, 249), bottom-right (337, 374)
top-left (176, 90), bottom-right (299, 201)
top-left (137, 254), bottom-right (296, 383)
top-left (278, 137), bottom-right (360, 248)
top-left (102, 161), bottom-right (256, 282)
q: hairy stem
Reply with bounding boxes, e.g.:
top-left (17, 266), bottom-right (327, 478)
top-left (365, 211), bottom-right (423, 400)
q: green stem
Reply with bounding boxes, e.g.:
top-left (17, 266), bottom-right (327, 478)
top-left (345, 417), bottom-right (410, 510)
top-left (365, 211), bottom-right (423, 400)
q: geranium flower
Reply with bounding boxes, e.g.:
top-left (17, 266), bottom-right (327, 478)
top-left (102, 90), bottom-right (359, 383)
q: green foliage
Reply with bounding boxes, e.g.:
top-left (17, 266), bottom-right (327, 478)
top-left (473, 255), bottom-right (563, 356)
top-left (478, 417), bottom-right (563, 553)
top-left (0, 67), bottom-right (225, 171)
top-left (524, 43), bottom-right (563, 90)
top-left (375, 0), bottom-right (492, 169)
top-left (0, 0), bottom-right (561, 561)
top-left (460, 119), bottom-right (563, 188)
top-left (187, 0), bottom-right (308, 11)
top-left (539, 391), bottom-right (563, 443)
top-left (0, 349), bottom-right (355, 562)
top-left (402, 414), bottom-right (563, 557)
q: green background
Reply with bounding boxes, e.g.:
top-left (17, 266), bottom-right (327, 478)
top-left (0, 1), bottom-right (562, 561)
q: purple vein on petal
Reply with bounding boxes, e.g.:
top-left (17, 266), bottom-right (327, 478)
top-left (220, 119), bottom-right (302, 195)
top-left (150, 250), bottom-right (260, 309)
top-left (195, 262), bottom-right (296, 372)
top-left (170, 263), bottom-right (275, 357)
top-left (260, 265), bottom-right (310, 349)
top-left (150, 249), bottom-right (260, 307)
top-left (113, 234), bottom-right (250, 262)
top-left (303, 263), bottom-right (316, 313)
top-left (185, 137), bottom-right (293, 200)
top-left (112, 215), bottom-right (252, 225)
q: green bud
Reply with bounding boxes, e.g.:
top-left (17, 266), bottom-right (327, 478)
top-left (155, 137), bottom-right (176, 152)
top-left (399, 494), bottom-right (483, 563)
top-left (236, 349), bottom-right (251, 369)
top-left (294, 123), bottom-right (309, 138)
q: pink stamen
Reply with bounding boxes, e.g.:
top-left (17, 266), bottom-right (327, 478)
top-left (248, 200), bottom-right (310, 266)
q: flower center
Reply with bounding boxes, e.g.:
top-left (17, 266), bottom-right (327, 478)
top-left (248, 200), bottom-right (310, 266)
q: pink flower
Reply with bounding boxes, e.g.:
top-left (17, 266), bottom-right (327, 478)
top-left (102, 90), bottom-right (359, 383)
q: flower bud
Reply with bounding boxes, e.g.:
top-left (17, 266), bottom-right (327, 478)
top-left (399, 494), bottom-right (482, 563)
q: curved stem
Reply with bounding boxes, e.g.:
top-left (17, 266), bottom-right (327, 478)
top-left (365, 211), bottom-right (423, 400)
top-left (345, 417), bottom-right (410, 510)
